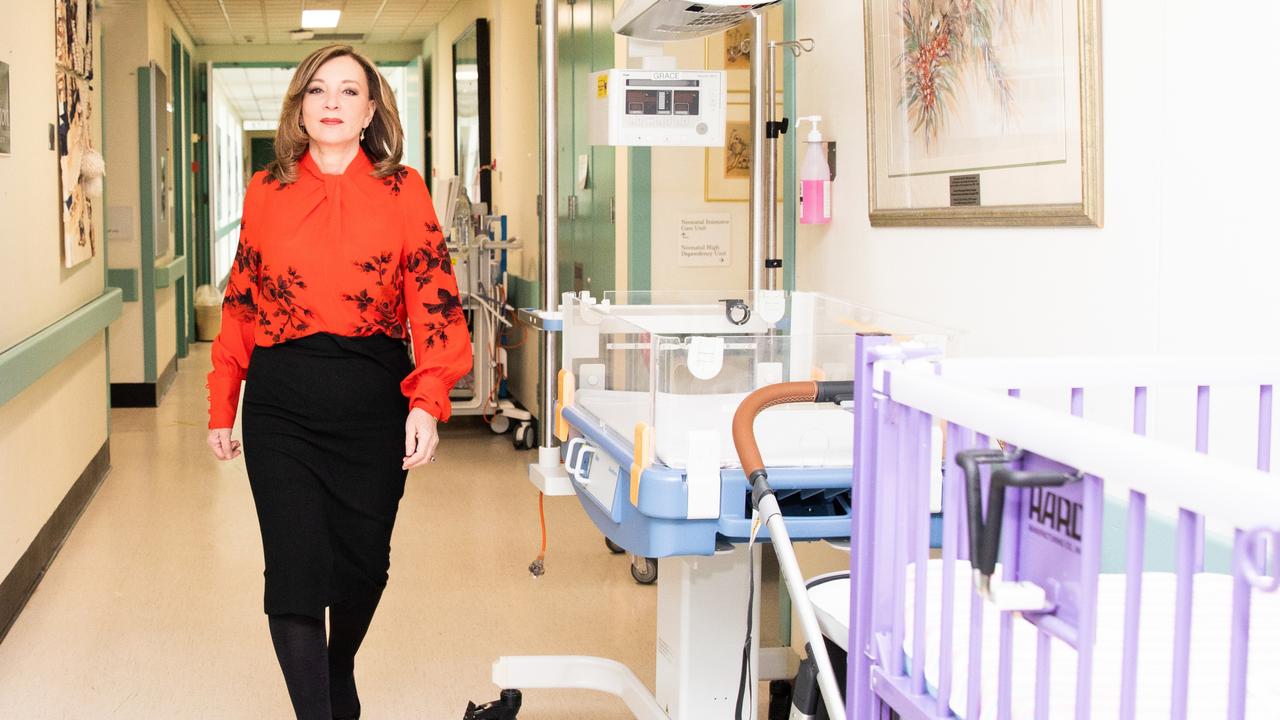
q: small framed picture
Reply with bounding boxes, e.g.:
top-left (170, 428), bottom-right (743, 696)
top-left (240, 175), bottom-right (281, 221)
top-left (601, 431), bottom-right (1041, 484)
top-left (704, 102), bottom-right (783, 203)
top-left (0, 61), bottom-right (10, 156)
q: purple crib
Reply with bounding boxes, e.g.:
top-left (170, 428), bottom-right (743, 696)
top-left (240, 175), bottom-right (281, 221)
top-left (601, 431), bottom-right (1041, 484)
top-left (847, 334), bottom-right (1280, 719)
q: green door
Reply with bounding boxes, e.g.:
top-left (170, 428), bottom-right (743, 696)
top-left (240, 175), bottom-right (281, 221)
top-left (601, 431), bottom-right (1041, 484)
top-left (171, 35), bottom-right (192, 358)
top-left (556, 0), bottom-right (576, 297)
top-left (249, 137), bottom-right (275, 174)
top-left (556, 0), bottom-right (615, 297)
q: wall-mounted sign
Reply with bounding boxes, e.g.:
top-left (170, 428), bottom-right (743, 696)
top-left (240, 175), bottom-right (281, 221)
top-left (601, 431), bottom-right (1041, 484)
top-left (675, 213), bottom-right (731, 267)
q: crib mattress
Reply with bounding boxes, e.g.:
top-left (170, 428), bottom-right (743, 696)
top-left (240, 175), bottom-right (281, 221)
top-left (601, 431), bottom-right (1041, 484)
top-left (899, 559), bottom-right (1280, 719)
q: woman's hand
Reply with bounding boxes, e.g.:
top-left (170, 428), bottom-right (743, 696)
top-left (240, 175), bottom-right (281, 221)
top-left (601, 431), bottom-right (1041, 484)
top-left (403, 407), bottom-right (439, 470)
top-left (208, 428), bottom-right (242, 460)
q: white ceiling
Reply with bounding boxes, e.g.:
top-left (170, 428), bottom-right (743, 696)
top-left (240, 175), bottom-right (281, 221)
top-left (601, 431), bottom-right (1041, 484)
top-left (167, 0), bottom-right (461, 46)
top-left (214, 64), bottom-right (408, 124)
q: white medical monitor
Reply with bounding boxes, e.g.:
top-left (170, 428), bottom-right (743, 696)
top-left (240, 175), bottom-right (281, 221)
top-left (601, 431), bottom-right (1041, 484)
top-left (588, 69), bottom-right (726, 148)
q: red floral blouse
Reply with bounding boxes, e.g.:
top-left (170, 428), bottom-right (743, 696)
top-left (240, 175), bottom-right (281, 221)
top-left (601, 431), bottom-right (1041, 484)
top-left (206, 148), bottom-right (472, 429)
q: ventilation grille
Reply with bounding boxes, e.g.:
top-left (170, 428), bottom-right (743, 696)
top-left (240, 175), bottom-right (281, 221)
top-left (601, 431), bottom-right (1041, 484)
top-left (305, 32), bottom-right (367, 42)
top-left (743, 487), bottom-right (853, 520)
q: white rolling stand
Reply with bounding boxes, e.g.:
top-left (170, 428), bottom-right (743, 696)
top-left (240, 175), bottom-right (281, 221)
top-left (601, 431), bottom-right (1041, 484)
top-left (494, 544), bottom-right (780, 720)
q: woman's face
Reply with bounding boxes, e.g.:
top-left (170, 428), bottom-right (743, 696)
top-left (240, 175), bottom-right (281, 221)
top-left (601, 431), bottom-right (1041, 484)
top-left (301, 55), bottom-right (376, 150)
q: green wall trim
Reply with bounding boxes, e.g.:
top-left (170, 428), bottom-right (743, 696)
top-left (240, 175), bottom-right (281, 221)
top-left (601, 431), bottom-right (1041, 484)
top-left (215, 218), bottom-right (242, 239)
top-left (155, 255), bottom-right (187, 288)
top-left (106, 268), bottom-right (139, 302)
top-left (0, 289), bottom-right (123, 408)
top-left (138, 67), bottom-right (158, 383)
top-left (627, 147), bottom-right (652, 292)
top-left (782, 0), bottom-right (798, 292)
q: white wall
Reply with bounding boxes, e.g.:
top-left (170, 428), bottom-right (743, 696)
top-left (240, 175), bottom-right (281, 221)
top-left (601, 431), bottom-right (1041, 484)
top-left (795, 0), bottom-right (1280, 358)
top-left (0, 1), bottom-right (109, 587)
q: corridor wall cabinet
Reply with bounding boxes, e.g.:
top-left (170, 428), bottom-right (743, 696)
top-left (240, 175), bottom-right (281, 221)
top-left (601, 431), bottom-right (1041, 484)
top-left (864, 0), bottom-right (1102, 227)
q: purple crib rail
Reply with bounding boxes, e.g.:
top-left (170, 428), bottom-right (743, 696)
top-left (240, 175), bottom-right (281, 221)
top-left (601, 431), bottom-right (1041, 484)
top-left (846, 337), bottom-right (1280, 720)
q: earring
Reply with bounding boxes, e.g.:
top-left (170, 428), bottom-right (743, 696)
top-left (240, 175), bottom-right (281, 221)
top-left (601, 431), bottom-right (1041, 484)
top-left (360, 127), bottom-right (366, 141)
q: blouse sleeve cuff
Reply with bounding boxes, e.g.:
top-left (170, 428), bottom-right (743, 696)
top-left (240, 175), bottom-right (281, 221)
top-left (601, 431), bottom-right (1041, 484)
top-left (206, 373), bottom-right (243, 429)
top-left (408, 376), bottom-right (451, 422)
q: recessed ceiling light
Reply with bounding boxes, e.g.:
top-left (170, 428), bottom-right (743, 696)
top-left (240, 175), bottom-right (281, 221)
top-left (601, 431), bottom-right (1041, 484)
top-left (301, 9), bottom-right (341, 29)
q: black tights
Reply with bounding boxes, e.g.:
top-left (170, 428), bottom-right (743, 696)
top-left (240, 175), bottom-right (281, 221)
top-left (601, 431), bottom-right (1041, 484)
top-left (268, 590), bottom-right (383, 720)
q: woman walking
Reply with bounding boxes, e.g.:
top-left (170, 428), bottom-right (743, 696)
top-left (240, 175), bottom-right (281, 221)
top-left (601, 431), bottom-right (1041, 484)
top-left (205, 45), bottom-right (471, 719)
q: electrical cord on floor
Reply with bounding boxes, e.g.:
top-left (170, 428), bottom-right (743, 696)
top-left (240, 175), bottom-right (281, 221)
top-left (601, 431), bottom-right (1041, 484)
top-left (735, 511), bottom-right (766, 718)
top-left (528, 492), bottom-right (547, 577)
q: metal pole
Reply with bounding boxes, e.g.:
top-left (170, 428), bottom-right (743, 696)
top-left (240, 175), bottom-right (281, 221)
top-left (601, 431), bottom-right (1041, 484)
top-left (747, 10), bottom-right (767, 295)
top-left (763, 35), bottom-right (778, 291)
top-left (540, 0), bottom-right (560, 451)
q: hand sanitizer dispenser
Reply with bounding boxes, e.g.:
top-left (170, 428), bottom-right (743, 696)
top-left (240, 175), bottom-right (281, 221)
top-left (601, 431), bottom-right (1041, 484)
top-left (798, 116), bottom-right (831, 225)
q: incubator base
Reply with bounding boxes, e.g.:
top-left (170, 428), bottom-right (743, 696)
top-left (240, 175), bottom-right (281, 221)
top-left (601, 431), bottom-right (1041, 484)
top-left (488, 545), bottom-right (797, 720)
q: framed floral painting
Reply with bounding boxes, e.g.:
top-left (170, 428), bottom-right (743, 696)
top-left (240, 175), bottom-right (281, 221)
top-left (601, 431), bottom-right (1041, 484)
top-left (864, 0), bottom-right (1102, 226)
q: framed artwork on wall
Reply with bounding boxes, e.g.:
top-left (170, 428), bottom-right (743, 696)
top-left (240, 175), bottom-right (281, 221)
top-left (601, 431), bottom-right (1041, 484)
top-left (864, 0), bottom-right (1102, 226)
top-left (704, 6), bottom-right (784, 95)
top-left (704, 102), bottom-right (785, 203)
top-left (0, 61), bottom-right (10, 156)
top-left (55, 0), bottom-right (97, 267)
top-left (57, 70), bottom-right (95, 267)
top-left (55, 0), bottom-right (94, 80)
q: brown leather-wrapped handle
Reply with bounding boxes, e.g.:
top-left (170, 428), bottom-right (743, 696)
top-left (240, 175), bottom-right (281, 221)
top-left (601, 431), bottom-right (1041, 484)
top-left (732, 382), bottom-right (820, 481)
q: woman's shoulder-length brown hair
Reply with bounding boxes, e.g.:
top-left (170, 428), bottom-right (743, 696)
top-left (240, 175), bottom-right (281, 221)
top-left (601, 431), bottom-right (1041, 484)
top-left (265, 44), bottom-right (405, 185)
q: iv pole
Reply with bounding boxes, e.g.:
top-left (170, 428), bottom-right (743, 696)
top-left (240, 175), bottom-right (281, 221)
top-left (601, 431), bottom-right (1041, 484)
top-left (537, 0), bottom-right (560, 466)
top-left (748, 9), bottom-right (813, 293)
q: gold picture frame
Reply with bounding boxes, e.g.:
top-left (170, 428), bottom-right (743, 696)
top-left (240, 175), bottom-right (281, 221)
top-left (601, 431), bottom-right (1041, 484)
top-left (863, 0), bottom-right (1102, 227)
top-left (704, 102), bottom-right (784, 203)
top-left (704, 6), bottom-right (784, 94)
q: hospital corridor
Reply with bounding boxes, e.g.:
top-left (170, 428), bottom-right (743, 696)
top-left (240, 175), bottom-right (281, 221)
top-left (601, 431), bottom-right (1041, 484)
top-left (0, 342), bottom-right (659, 718)
top-left (3, 0), bottom-right (1280, 719)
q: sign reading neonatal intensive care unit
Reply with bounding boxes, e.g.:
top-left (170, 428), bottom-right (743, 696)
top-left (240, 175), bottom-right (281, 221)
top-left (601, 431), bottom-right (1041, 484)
top-left (675, 213), bottom-right (731, 267)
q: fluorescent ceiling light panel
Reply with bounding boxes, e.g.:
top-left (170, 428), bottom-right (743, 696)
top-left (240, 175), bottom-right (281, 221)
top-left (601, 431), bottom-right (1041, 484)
top-left (301, 9), bottom-right (341, 28)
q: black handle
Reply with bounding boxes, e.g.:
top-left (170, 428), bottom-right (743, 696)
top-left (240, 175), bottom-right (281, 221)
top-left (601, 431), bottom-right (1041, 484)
top-left (814, 381), bottom-right (854, 404)
top-left (956, 448), bottom-right (1078, 578)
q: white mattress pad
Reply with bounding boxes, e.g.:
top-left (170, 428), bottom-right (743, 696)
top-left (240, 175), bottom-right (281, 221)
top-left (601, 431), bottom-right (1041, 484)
top-left (899, 559), bottom-right (1280, 719)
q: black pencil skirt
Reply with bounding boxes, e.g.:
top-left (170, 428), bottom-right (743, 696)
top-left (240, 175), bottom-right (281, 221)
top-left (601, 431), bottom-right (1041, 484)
top-left (241, 332), bottom-right (413, 621)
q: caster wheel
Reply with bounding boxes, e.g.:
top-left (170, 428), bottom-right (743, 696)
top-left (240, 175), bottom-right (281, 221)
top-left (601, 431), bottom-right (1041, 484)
top-left (630, 555), bottom-right (658, 585)
top-left (489, 414), bottom-right (511, 434)
top-left (513, 422), bottom-right (538, 450)
top-left (513, 423), bottom-right (527, 449)
top-left (604, 538), bottom-right (625, 554)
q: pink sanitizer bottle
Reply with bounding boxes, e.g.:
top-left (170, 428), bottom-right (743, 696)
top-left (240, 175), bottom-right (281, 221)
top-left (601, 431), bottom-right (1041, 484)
top-left (798, 116), bottom-right (831, 225)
